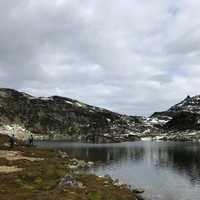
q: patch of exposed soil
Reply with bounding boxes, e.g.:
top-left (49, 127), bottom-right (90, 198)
top-left (0, 150), bottom-right (44, 161)
top-left (0, 165), bottom-right (23, 173)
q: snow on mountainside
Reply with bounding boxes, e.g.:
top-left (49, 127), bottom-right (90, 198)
top-left (1, 88), bottom-right (200, 141)
top-left (0, 88), bottom-right (159, 142)
top-left (151, 95), bottom-right (200, 131)
top-left (169, 95), bottom-right (200, 113)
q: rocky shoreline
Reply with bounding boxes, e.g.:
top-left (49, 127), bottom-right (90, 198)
top-left (0, 134), bottom-right (145, 200)
top-left (141, 131), bottom-right (200, 142)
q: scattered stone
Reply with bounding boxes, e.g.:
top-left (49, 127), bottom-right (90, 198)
top-left (103, 181), bottom-right (109, 185)
top-left (59, 175), bottom-right (85, 189)
top-left (113, 179), bottom-right (123, 186)
top-left (136, 194), bottom-right (145, 200)
top-left (87, 161), bottom-right (94, 167)
top-left (104, 174), bottom-right (112, 180)
top-left (132, 188), bottom-right (145, 194)
top-left (68, 165), bottom-right (78, 170)
top-left (68, 158), bottom-right (94, 169)
top-left (58, 151), bottom-right (69, 159)
top-left (77, 160), bottom-right (87, 168)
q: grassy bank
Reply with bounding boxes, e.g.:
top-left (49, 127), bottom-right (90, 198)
top-left (0, 134), bottom-right (143, 200)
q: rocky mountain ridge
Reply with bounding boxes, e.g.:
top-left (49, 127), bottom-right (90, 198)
top-left (0, 88), bottom-right (157, 142)
top-left (151, 95), bottom-right (200, 131)
top-left (1, 88), bottom-right (200, 142)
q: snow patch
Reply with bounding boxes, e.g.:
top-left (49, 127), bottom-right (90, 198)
top-left (39, 97), bottom-right (53, 101)
top-left (143, 129), bottom-right (151, 134)
top-left (146, 117), bottom-right (169, 125)
top-left (0, 124), bottom-right (46, 141)
top-left (75, 102), bottom-right (83, 107)
top-left (154, 136), bottom-right (164, 140)
top-left (188, 132), bottom-right (197, 136)
top-left (65, 100), bottom-right (73, 105)
top-left (141, 137), bottom-right (152, 141)
top-left (106, 118), bottom-right (111, 122)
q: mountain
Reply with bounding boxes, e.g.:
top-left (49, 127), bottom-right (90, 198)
top-left (1, 88), bottom-right (200, 142)
top-left (151, 95), bottom-right (200, 131)
top-left (0, 88), bottom-right (157, 142)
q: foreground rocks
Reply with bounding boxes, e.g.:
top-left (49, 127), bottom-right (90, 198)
top-left (58, 174), bottom-right (85, 189)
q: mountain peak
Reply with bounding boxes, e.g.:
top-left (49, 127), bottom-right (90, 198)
top-left (169, 95), bottom-right (200, 114)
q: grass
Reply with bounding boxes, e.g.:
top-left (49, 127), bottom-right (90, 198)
top-left (0, 134), bottom-right (140, 200)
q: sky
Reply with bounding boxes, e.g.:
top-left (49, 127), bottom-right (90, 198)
top-left (1, 0), bottom-right (200, 116)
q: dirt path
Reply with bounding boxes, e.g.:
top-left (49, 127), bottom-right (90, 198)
top-left (0, 150), bottom-right (44, 161)
top-left (0, 165), bottom-right (23, 173)
top-left (0, 150), bottom-right (44, 173)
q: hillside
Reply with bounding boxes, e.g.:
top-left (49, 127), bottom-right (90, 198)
top-left (0, 88), bottom-right (156, 142)
top-left (2, 88), bottom-right (200, 142)
top-left (151, 95), bottom-right (200, 131)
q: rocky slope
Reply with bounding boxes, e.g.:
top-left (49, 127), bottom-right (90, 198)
top-left (0, 88), bottom-right (157, 142)
top-left (2, 88), bottom-right (200, 142)
top-left (151, 95), bottom-right (200, 131)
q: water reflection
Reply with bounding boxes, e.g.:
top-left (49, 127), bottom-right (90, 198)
top-left (164, 144), bottom-right (200, 185)
top-left (36, 141), bottom-right (200, 200)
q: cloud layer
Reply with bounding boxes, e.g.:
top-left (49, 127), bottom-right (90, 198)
top-left (1, 0), bottom-right (200, 116)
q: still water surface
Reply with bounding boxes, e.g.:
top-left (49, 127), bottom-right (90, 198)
top-left (36, 141), bottom-right (200, 200)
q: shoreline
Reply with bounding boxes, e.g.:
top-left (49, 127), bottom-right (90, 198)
top-left (0, 134), bottom-right (145, 200)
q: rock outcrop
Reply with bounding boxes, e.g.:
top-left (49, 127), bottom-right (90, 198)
top-left (151, 95), bottom-right (200, 131)
top-left (2, 88), bottom-right (200, 141)
top-left (0, 88), bottom-right (155, 142)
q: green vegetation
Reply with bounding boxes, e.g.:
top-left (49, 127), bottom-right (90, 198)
top-left (0, 135), bottom-right (141, 200)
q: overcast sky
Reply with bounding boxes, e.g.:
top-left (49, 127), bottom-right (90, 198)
top-left (1, 0), bottom-right (200, 116)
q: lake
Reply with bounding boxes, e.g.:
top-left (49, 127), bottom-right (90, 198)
top-left (35, 141), bottom-right (200, 200)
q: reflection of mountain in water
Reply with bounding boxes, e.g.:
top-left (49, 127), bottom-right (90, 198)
top-left (130, 142), bottom-right (200, 185)
top-left (37, 141), bottom-right (200, 185)
top-left (60, 145), bottom-right (145, 163)
top-left (165, 145), bottom-right (200, 184)
top-left (140, 143), bottom-right (200, 184)
top-left (36, 141), bottom-right (200, 200)
top-left (134, 142), bottom-right (200, 185)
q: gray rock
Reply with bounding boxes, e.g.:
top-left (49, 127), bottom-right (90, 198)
top-left (59, 175), bottom-right (84, 188)
top-left (0, 88), bottom-right (154, 143)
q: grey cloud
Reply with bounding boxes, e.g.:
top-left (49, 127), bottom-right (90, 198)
top-left (1, 0), bottom-right (200, 116)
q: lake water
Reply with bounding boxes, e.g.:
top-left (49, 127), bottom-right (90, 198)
top-left (36, 141), bottom-right (200, 200)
